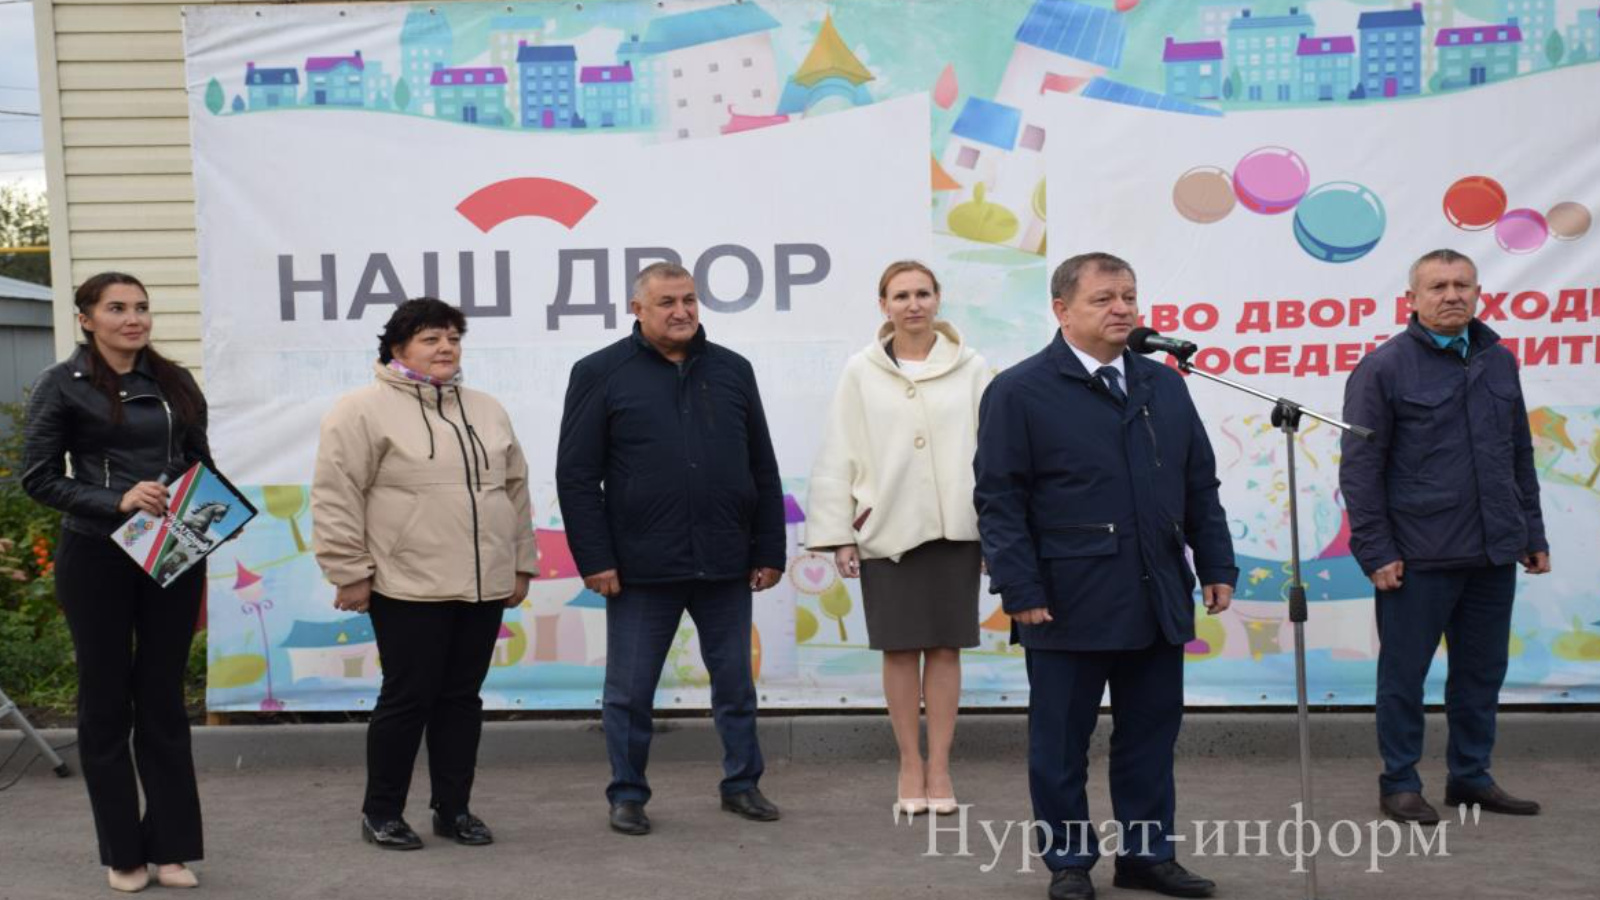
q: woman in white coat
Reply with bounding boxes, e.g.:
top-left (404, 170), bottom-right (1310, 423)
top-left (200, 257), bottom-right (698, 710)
top-left (807, 260), bottom-right (991, 817)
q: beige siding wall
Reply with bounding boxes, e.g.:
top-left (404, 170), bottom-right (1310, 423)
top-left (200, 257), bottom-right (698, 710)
top-left (38, 0), bottom-right (205, 371)
top-left (38, 0), bottom-right (399, 376)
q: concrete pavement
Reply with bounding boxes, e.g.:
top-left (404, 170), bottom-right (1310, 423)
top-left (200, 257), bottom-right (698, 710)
top-left (2, 714), bottom-right (1596, 899)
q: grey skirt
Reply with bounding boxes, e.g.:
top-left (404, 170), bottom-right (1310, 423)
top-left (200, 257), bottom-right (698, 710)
top-left (858, 539), bottom-right (981, 651)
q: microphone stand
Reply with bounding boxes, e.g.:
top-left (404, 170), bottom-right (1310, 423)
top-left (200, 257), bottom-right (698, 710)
top-left (1174, 350), bottom-right (1372, 900)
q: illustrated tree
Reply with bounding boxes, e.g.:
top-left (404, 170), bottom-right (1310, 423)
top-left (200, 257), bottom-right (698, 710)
top-left (819, 579), bottom-right (852, 641)
top-left (262, 485), bottom-right (310, 552)
top-left (795, 606), bottom-right (819, 644)
top-left (0, 185), bottom-right (49, 285)
top-left (1546, 31), bottom-right (1564, 68)
top-left (394, 78), bottom-right (412, 113)
top-left (205, 77), bottom-right (225, 115)
top-left (230, 95), bottom-right (245, 113)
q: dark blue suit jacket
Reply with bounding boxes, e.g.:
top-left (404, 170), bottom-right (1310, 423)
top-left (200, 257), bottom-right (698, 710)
top-left (1338, 316), bottom-right (1547, 574)
top-left (974, 332), bottom-right (1238, 651)
top-left (555, 323), bottom-right (786, 585)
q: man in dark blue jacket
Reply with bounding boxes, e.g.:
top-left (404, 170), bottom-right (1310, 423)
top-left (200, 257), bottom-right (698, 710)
top-left (976, 253), bottom-right (1237, 900)
top-left (1340, 249), bottom-right (1550, 826)
top-left (556, 262), bottom-right (786, 836)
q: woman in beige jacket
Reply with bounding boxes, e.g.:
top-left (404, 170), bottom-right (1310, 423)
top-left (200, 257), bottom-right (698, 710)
top-left (806, 261), bottom-right (992, 817)
top-left (312, 298), bottom-right (536, 851)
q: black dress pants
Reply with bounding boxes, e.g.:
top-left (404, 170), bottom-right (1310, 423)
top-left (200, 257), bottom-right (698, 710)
top-left (54, 528), bottom-right (205, 869)
top-left (363, 592), bottom-right (505, 820)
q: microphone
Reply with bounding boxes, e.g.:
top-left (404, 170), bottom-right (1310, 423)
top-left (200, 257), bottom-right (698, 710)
top-left (1128, 327), bottom-right (1198, 360)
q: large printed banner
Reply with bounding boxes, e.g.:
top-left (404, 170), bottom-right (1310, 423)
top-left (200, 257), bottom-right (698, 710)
top-left (184, 1), bottom-right (1600, 711)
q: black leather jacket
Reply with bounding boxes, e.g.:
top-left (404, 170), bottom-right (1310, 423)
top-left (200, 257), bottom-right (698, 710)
top-left (22, 346), bottom-right (213, 537)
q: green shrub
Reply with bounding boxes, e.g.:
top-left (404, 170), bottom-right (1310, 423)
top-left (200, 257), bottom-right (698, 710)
top-left (1, 400), bottom-right (209, 716)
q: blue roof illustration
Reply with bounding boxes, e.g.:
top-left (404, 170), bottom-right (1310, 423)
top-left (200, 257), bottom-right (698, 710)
top-left (518, 44), bottom-right (579, 63)
top-left (1229, 10), bottom-right (1315, 31)
top-left (281, 616), bottom-right (375, 649)
top-left (400, 8), bottom-right (452, 44)
top-left (1358, 6), bottom-right (1424, 30)
top-left (640, 2), bottom-right (780, 55)
top-left (246, 66), bottom-right (298, 86)
top-left (951, 97), bottom-right (1023, 150)
top-left (567, 588), bottom-right (607, 609)
top-left (1014, 0), bottom-right (1125, 70)
top-left (1082, 78), bottom-right (1224, 118)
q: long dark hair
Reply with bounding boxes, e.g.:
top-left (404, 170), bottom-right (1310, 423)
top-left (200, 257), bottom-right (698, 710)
top-left (74, 272), bottom-right (203, 425)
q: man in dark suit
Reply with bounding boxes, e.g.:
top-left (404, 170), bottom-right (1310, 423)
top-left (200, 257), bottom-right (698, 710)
top-left (975, 252), bottom-right (1237, 900)
top-left (556, 262), bottom-right (787, 837)
top-left (1340, 248), bottom-right (1548, 825)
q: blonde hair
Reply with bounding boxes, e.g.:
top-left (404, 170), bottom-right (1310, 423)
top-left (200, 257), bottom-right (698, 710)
top-left (877, 260), bottom-right (941, 299)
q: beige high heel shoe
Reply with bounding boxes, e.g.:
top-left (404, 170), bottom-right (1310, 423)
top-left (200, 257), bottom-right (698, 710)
top-left (893, 797), bottom-right (929, 819)
top-left (929, 796), bottom-right (959, 815)
top-left (107, 867), bottom-right (149, 893)
top-left (154, 865), bottom-right (198, 889)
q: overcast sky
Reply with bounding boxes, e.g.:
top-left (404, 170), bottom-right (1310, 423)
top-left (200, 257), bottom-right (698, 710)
top-left (0, 1), bottom-right (46, 192)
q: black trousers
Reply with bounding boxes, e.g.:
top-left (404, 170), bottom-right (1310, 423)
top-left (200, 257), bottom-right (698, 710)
top-left (54, 528), bottom-right (205, 869)
top-left (363, 592), bottom-right (505, 820)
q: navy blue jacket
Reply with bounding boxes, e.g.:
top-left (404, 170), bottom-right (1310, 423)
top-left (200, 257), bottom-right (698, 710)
top-left (974, 333), bottom-right (1238, 651)
top-left (556, 323), bottom-right (786, 585)
top-left (1339, 316), bottom-right (1547, 575)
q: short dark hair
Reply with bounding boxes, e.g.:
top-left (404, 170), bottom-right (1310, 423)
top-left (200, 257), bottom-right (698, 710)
top-left (1051, 252), bottom-right (1135, 304)
top-left (1408, 248), bottom-right (1477, 291)
top-left (377, 297), bottom-right (467, 363)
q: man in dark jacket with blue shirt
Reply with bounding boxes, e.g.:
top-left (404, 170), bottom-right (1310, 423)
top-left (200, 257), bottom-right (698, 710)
top-left (557, 262), bottom-right (786, 836)
top-left (976, 253), bottom-right (1237, 900)
top-left (1340, 249), bottom-right (1549, 826)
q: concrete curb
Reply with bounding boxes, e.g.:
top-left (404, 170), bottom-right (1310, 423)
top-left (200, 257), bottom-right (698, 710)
top-left (4, 712), bottom-right (1594, 775)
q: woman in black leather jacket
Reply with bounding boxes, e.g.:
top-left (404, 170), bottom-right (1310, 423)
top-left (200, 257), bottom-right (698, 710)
top-left (21, 272), bottom-right (211, 893)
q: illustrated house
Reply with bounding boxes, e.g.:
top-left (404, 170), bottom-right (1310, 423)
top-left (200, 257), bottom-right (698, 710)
top-left (488, 14), bottom-right (547, 121)
top-left (1296, 35), bottom-right (1355, 102)
top-left (580, 63), bottom-right (635, 128)
top-left (363, 60), bottom-right (394, 110)
top-left (1194, 1), bottom-right (1250, 41)
top-left (1162, 38), bottom-right (1224, 101)
top-left (1228, 7), bottom-right (1316, 103)
top-left (244, 62), bottom-right (298, 109)
top-left (635, 2), bottom-right (781, 141)
top-left (282, 615), bottom-right (378, 682)
top-left (517, 43), bottom-right (580, 129)
top-left (1501, 0), bottom-right (1555, 71)
top-left (400, 7), bottom-right (451, 111)
top-left (939, 0), bottom-right (1124, 255)
top-left (1355, 3), bottom-right (1424, 99)
top-left (1568, 8), bottom-right (1600, 63)
top-left (775, 14), bottom-right (874, 116)
top-left (616, 34), bottom-right (663, 127)
top-left (1436, 20), bottom-right (1523, 90)
top-left (431, 66), bottom-right (509, 126)
top-left (304, 50), bottom-right (364, 107)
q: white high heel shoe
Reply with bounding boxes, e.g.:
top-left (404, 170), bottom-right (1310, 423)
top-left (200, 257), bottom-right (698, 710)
top-left (929, 796), bottom-right (959, 815)
top-left (893, 797), bottom-right (929, 819)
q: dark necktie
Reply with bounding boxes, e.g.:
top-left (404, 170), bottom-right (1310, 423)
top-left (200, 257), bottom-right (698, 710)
top-left (1448, 336), bottom-right (1467, 359)
top-left (1095, 365), bottom-right (1126, 405)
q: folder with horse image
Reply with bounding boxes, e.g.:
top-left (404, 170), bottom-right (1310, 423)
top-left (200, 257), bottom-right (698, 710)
top-left (114, 461), bottom-right (258, 587)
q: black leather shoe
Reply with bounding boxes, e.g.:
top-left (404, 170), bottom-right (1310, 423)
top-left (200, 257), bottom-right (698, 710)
top-left (1048, 867), bottom-right (1095, 900)
top-left (361, 815), bottom-right (423, 850)
top-left (721, 787), bottom-right (781, 822)
top-left (1380, 791), bottom-right (1441, 824)
top-left (433, 810), bottom-right (494, 845)
top-left (1445, 782), bottom-right (1541, 815)
top-left (1112, 860), bottom-right (1215, 898)
top-left (609, 801), bottom-right (651, 836)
